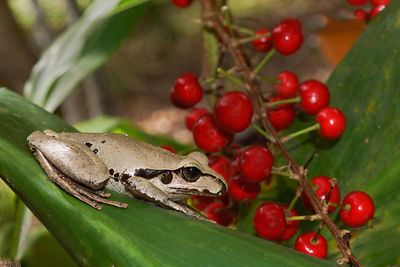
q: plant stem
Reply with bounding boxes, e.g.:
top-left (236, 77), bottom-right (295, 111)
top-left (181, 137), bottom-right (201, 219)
top-left (201, 77), bottom-right (216, 86)
top-left (251, 123), bottom-right (271, 140)
top-left (217, 68), bottom-right (243, 85)
top-left (239, 32), bottom-right (270, 44)
top-left (264, 97), bottom-right (301, 107)
top-left (259, 75), bottom-right (281, 84)
top-left (287, 188), bottom-right (302, 212)
top-left (282, 123), bottom-right (320, 143)
top-left (232, 24), bottom-right (255, 35)
top-left (286, 214), bottom-right (320, 221)
top-left (254, 48), bottom-right (275, 74)
top-left (270, 169), bottom-right (291, 177)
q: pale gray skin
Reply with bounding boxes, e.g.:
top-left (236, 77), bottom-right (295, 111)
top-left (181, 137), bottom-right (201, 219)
top-left (27, 130), bottom-right (227, 220)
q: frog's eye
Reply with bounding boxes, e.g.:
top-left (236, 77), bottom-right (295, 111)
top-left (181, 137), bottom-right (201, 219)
top-left (182, 166), bottom-right (201, 182)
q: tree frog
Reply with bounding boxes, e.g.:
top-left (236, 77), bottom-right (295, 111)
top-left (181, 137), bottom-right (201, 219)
top-left (27, 130), bottom-right (227, 220)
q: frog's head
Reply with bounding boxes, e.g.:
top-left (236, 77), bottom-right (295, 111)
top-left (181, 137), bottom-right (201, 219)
top-left (147, 151), bottom-right (228, 201)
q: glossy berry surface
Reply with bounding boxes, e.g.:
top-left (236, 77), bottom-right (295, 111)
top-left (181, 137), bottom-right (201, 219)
top-left (340, 191), bottom-right (375, 227)
top-left (299, 80), bottom-right (330, 115)
top-left (354, 9), bottom-right (368, 20)
top-left (191, 196), bottom-right (214, 211)
top-left (301, 176), bottom-right (341, 213)
top-left (278, 204), bottom-right (300, 241)
top-left (192, 114), bottom-right (233, 152)
top-left (316, 107), bottom-right (347, 139)
top-left (204, 202), bottom-right (235, 226)
top-left (185, 107), bottom-right (208, 131)
top-left (214, 92), bottom-right (253, 133)
top-left (370, 0), bottom-right (390, 6)
top-left (239, 146), bottom-right (274, 182)
top-left (252, 29), bottom-right (273, 52)
top-left (347, 0), bottom-right (368, 5)
top-left (228, 173), bottom-right (260, 201)
top-left (159, 145), bottom-right (176, 154)
top-left (272, 18), bottom-right (303, 55)
top-left (274, 71), bottom-right (299, 97)
top-left (208, 155), bottom-right (232, 182)
top-left (295, 232), bottom-right (328, 259)
top-left (253, 202), bottom-right (287, 240)
top-left (171, 73), bottom-right (203, 108)
top-left (266, 95), bottom-right (296, 131)
top-left (231, 151), bottom-right (242, 173)
top-left (171, 0), bottom-right (192, 8)
top-left (369, 4), bottom-right (386, 19)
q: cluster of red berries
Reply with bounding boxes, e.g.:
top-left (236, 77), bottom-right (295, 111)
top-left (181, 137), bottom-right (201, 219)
top-left (253, 18), bottom-right (303, 55)
top-left (348, 0), bottom-right (391, 21)
top-left (169, 0), bottom-right (376, 261)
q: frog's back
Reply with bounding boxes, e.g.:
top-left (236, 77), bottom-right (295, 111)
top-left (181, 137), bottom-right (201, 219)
top-left (57, 132), bottom-right (185, 171)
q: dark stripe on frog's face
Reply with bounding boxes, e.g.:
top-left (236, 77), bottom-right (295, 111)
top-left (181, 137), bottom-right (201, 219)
top-left (134, 167), bottom-right (218, 182)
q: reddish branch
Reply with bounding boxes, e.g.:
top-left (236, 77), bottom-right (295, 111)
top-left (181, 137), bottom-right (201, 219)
top-left (199, 1), bottom-right (362, 266)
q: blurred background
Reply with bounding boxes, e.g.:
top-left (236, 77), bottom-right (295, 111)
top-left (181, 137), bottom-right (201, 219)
top-left (0, 0), bottom-right (367, 265)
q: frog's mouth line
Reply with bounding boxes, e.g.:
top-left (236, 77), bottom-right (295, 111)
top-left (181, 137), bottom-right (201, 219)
top-left (169, 187), bottom-right (223, 197)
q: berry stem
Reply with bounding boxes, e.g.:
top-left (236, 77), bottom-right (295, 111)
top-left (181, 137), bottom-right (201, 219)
top-left (239, 32), bottom-right (271, 44)
top-left (286, 214), bottom-right (320, 221)
top-left (231, 24), bottom-right (255, 35)
top-left (217, 68), bottom-right (243, 85)
top-left (287, 187), bottom-right (302, 212)
top-left (282, 123), bottom-right (320, 143)
top-left (254, 48), bottom-right (275, 74)
top-left (201, 77), bottom-right (217, 86)
top-left (221, 5), bottom-right (234, 37)
top-left (259, 75), bottom-right (281, 84)
top-left (270, 169), bottom-right (291, 177)
top-left (251, 123), bottom-right (272, 140)
top-left (264, 97), bottom-right (301, 108)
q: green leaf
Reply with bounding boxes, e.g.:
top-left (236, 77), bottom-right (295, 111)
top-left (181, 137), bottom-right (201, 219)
top-left (0, 88), bottom-right (333, 266)
top-left (24, 0), bottom-right (151, 112)
top-left (282, 2), bottom-right (400, 266)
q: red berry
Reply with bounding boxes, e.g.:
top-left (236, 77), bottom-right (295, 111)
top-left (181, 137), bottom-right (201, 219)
top-left (253, 202), bottom-right (287, 240)
top-left (191, 196), bottom-right (214, 211)
top-left (208, 155), bottom-right (232, 182)
top-left (354, 9), bottom-right (369, 20)
top-left (159, 145), bottom-right (176, 154)
top-left (214, 92), bottom-right (253, 133)
top-left (369, 4), bottom-right (386, 19)
top-left (171, 0), bottom-right (192, 8)
top-left (239, 146), bottom-right (273, 182)
top-left (301, 176), bottom-right (341, 213)
top-left (299, 80), bottom-right (330, 115)
top-left (171, 73), bottom-right (203, 108)
top-left (347, 0), bottom-right (368, 5)
top-left (274, 71), bottom-right (299, 97)
top-left (252, 29), bottom-right (273, 52)
top-left (340, 191), bottom-right (375, 227)
top-left (228, 173), bottom-right (260, 201)
top-left (278, 204), bottom-right (300, 241)
top-left (370, 0), bottom-right (390, 6)
top-left (266, 95), bottom-right (296, 131)
top-left (231, 151), bottom-right (242, 173)
top-left (272, 18), bottom-right (303, 55)
top-left (192, 114), bottom-right (233, 152)
top-left (204, 202), bottom-right (235, 226)
top-left (295, 232), bottom-right (327, 259)
top-left (186, 107), bottom-right (208, 131)
top-left (315, 107), bottom-right (347, 139)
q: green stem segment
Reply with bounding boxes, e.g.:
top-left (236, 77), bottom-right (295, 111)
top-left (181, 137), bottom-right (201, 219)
top-left (251, 123), bottom-right (271, 140)
top-left (254, 48), bottom-right (275, 74)
top-left (282, 123), bottom-right (320, 142)
top-left (232, 24), bottom-right (255, 35)
top-left (264, 97), bottom-right (301, 108)
top-left (259, 76), bottom-right (281, 84)
top-left (270, 170), bottom-right (291, 177)
top-left (240, 32), bottom-right (271, 44)
top-left (286, 214), bottom-right (320, 221)
top-left (217, 68), bottom-right (243, 85)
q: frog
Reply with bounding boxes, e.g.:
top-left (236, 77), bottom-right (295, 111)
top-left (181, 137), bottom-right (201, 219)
top-left (27, 130), bottom-right (227, 220)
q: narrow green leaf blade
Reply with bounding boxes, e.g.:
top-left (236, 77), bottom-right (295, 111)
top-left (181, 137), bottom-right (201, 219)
top-left (24, 0), bottom-right (151, 112)
top-left (0, 88), bottom-right (333, 266)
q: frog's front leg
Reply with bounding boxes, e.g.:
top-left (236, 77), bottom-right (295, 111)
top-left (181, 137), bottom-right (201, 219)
top-left (124, 177), bottom-right (210, 221)
top-left (27, 131), bottom-right (127, 210)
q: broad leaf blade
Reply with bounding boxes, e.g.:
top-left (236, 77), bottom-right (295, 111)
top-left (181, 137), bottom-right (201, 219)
top-left (284, 2), bottom-right (400, 266)
top-left (0, 88), bottom-right (333, 266)
top-left (24, 0), bottom-right (151, 112)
